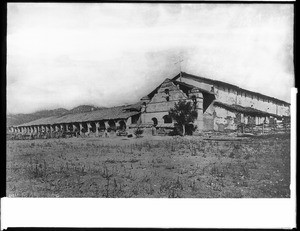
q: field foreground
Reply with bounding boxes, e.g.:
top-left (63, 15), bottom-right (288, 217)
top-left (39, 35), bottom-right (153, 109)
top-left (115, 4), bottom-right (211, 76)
top-left (7, 133), bottom-right (290, 198)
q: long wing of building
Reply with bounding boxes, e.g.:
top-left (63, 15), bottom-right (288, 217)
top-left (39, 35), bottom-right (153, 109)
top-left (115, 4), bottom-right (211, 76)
top-left (9, 72), bottom-right (290, 134)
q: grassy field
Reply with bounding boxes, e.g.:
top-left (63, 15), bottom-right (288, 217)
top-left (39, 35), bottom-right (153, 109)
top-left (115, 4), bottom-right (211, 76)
top-left (6, 133), bottom-right (290, 198)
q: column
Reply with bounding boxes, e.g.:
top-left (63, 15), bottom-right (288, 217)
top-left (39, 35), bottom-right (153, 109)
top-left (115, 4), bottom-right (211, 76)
top-left (126, 117), bottom-right (131, 127)
top-left (95, 122), bottom-right (100, 136)
top-left (79, 123), bottom-right (83, 136)
top-left (55, 125), bottom-right (59, 132)
top-left (87, 122), bottom-right (91, 134)
top-left (50, 125), bottom-right (54, 137)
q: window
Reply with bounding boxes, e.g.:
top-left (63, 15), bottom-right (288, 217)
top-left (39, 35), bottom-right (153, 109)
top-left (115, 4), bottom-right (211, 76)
top-left (152, 117), bottom-right (158, 126)
top-left (131, 114), bottom-right (140, 124)
top-left (163, 115), bottom-right (172, 124)
top-left (164, 89), bottom-right (169, 95)
top-left (166, 96), bottom-right (170, 101)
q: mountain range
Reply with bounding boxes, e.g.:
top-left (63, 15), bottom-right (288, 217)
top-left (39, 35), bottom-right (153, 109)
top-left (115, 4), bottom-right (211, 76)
top-left (7, 105), bottom-right (106, 127)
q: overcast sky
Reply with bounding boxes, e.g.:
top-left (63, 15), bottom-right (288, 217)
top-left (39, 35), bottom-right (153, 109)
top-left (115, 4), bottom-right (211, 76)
top-left (7, 3), bottom-right (294, 114)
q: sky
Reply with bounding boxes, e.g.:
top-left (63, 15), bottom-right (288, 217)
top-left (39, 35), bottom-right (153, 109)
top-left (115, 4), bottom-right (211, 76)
top-left (7, 3), bottom-right (294, 114)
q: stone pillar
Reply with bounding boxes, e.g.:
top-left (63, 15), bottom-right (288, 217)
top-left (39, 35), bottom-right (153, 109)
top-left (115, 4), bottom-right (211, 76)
top-left (72, 124), bottom-right (77, 131)
top-left (55, 125), bottom-right (59, 131)
top-left (79, 123), bottom-right (83, 136)
top-left (60, 124), bottom-right (64, 131)
top-left (50, 125), bottom-right (54, 137)
top-left (95, 122), bottom-right (100, 136)
top-left (87, 122), bottom-right (91, 134)
top-left (189, 88), bottom-right (204, 132)
top-left (104, 121), bottom-right (109, 129)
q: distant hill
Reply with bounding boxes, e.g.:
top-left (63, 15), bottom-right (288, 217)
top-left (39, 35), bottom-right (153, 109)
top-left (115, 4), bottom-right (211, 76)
top-left (7, 105), bottom-right (106, 127)
top-left (69, 105), bottom-right (103, 114)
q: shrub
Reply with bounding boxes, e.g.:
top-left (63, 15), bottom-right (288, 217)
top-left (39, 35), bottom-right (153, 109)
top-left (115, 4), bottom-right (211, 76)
top-left (134, 127), bottom-right (144, 138)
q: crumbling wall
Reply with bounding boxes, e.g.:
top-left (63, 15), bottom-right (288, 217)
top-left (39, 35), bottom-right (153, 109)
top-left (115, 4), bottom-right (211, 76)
top-left (202, 103), bottom-right (214, 131)
top-left (213, 107), bottom-right (237, 131)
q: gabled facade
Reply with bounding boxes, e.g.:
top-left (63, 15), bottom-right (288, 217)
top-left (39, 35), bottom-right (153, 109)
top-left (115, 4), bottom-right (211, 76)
top-left (139, 76), bottom-right (216, 132)
top-left (139, 72), bottom-right (290, 132)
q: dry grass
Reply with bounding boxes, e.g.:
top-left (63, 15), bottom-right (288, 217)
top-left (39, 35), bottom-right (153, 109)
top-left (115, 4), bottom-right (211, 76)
top-left (6, 133), bottom-right (290, 198)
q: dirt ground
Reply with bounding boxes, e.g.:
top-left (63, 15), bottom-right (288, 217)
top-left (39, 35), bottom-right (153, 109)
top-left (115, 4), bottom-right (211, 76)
top-left (6, 133), bottom-right (290, 198)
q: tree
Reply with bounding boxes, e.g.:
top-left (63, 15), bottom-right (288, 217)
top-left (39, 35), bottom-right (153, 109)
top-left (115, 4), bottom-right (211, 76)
top-left (169, 100), bottom-right (198, 136)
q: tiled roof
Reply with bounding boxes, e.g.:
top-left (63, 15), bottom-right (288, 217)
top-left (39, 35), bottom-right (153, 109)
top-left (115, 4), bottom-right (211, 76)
top-left (214, 101), bottom-right (282, 118)
top-left (16, 105), bottom-right (141, 127)
top-left (173, 72), bottom-right (290, 106)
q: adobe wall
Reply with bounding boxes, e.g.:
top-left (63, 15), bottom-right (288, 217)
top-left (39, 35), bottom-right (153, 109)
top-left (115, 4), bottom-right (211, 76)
top-left (202, 103), bottom-right (215, 131)
top-left (142, 79), bottom-right (188, 124)
top-left (213, 107), bottom-right (237, 131)
top-left (216, 86), bottom-right (290, 116)
top-left (179, 76), bottom-right (290, 117)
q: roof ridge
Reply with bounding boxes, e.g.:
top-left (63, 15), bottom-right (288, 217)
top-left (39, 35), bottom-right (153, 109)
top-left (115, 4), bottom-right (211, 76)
top-left (177, 72), bottom-right (290, 105)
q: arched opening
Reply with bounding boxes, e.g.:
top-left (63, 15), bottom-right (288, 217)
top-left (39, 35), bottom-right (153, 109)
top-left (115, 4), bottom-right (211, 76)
top-left (163, 115), bottom-right (172, 124)
top-left (67, 123), bottom-right (73, 131)
top-left (61, 124), bottom-right (67, 132)
top-left (118, 121), bottom-right (126, 131)
top-left (99, 121), bottom-right (106, 131)
top-left (90, 122), bottom-right (96, 133)
top-left (73, 123), bottom-right (80, 132)
top-left (152, 117), bottom-right (158, 126)
top-left (81, 123), bottom-right (88, 133)
top-left (108, 120), bottom-right (116, 130)
top-left (165, 89), bottom-right (170, 101)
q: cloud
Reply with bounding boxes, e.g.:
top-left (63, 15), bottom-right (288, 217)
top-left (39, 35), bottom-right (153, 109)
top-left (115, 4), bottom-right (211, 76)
top-left (7, 3), bottom-right (294, 114)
